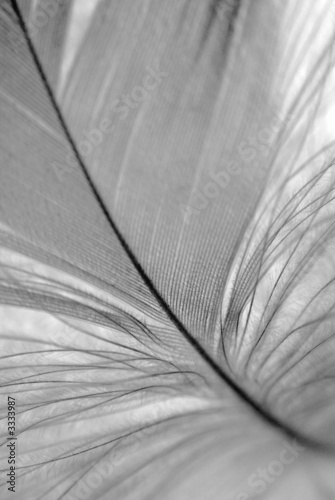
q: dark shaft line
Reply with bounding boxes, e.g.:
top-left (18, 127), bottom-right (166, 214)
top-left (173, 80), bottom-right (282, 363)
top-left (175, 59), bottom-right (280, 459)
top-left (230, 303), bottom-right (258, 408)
top-left (10, 0), bottom-right (332, 455)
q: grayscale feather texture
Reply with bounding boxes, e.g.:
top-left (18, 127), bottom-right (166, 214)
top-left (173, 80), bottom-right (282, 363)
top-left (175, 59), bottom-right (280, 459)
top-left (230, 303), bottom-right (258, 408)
top-left (1, 1), bottom-right (335, 499)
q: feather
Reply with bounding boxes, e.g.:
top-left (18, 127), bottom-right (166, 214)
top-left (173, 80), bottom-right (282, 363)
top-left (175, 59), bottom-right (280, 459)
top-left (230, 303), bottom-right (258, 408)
top-left (1, 1), bottom-right (335, 499)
